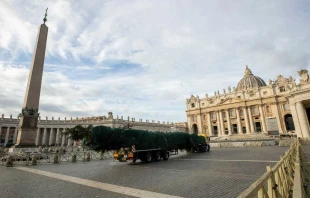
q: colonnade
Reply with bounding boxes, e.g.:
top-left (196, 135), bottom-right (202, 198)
top-left (0, 126), bottom-right (77, 147)
top-left (0, 126), bottom-right (18, 147)
top-left (203, 105), bottom-right (268, 136)
top-left (35, 127), bottom-right (77, 146)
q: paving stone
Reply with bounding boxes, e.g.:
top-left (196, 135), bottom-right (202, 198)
top-left (0, 146), bottom-right (289, 198)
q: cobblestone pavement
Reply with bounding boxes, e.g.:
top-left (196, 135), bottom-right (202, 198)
top-left (0, 146), bottom-right (289, 198)
top-left (301, 142), bottom-right (310, 161)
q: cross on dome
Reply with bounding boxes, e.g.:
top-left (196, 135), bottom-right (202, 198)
top-left (244, 65), bottom-right (253, 76)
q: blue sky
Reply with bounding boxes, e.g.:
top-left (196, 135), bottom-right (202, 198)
top-left (0, 0), bottom-right (310, 122)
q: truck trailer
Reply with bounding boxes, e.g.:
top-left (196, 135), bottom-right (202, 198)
top-left (85, 126), bottom-right (210, 163)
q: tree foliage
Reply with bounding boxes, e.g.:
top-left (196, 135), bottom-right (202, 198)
top-left (63, 125), bottom-right (93, 141)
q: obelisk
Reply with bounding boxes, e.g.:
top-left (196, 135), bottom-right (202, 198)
top-left (15, 9), bottom-right (49, 147)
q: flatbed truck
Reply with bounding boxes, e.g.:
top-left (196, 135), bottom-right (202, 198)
top-left (114, 134), bottom-right (210, 163)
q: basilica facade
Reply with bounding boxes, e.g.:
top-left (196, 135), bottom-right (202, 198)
top-left (186, 66), bottom-right (310, 138)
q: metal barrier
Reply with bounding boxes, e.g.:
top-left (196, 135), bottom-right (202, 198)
top-left (238, 139), bottom-right (310, 198)
top-left (0, 148), bottom-right (114, 167)
top-left (292, 140), bottom-right (310, 197)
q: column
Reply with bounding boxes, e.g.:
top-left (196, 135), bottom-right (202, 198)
top-left (247, 107), bottom-right (255, 132)
top-left (236, 108), bottom-right (243, 134)
top-left (55, 128), bottom-right (60, 145)
top-left (61, 129), bottom-right (66, 146)
top-left (42, 128), bottom-right (47, 145)
top-left (35, 128), bottom-right (40, 146)
top-left (272, 103), bottom-right (284, 134)
top-left (4, 127), bottom-right (10, 146)
top-left (296, 102), bottom-right (310, 138)
top-left (196, 114), bottom-right (203, 135)
top-left (243, 107), bottom-right (250, 134)
top-left (259, 104), bottom-right (267, 132)
top-left (290, 103), bottom-right (303, 137)
top-left (219, 110), bottom-right (225, 135)
top-left (0, 126), bottom-right (2, 145)
top-left (207, 113), bottom-right (213, 136)
top-left (216, 111), bottom-right (222, 135)
top-left (226, 109), bottom-right (232, 135)
top-left (187, 116), bottom-right (192, 134)
top-left (13, 127), bottom-right (18, 144)
top-left (49, 128), bottom-right (54, 145)
top-left (67, 138), bottom-right (72, 147)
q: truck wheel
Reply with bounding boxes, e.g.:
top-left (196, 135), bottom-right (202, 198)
top-left (154, 151), bottom-right (161, 161)
top-left (162, 151), bottom-right (169, 160)
top-left (145, 152), bottom-right (152, 163)
top-left (206, 145), bottom-right (210, 152)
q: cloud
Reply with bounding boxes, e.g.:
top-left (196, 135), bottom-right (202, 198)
top-left (0, 0), bottom-right (310, 122)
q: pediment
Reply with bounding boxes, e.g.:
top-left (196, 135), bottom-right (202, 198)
top-left (187, 94), bottom-right (199, 104)
top-left (218, 97), bottom-right (232, 105)
top-left (218, 97), bottom-right (244, 105)
top-left (274, 75), bottom-right (289, 87)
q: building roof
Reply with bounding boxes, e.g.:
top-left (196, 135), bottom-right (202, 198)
top-left (236, 66), bottom-right (267, 91)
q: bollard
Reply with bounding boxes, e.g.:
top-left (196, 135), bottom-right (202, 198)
top-left (71, 153), bottom-right (77, 162)
top-left (26, 152), bottom-right (30, 166)
top-left (99, 150), bottom-right (103, 160)
top-left (53, 153), bottom-right (59, 164)
top-left (6, 155), bottom-right (14, 167)
top-left (32, 155), bottom-right (37, 165)
top-left (86, 152), bottom-right (90, 161)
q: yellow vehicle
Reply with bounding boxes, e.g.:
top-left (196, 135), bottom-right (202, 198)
top-left (198, 134), bottom-right (211, 144)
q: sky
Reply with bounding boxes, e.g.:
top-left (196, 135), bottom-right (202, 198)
top-left (0, 0), bottom-right (309, 123)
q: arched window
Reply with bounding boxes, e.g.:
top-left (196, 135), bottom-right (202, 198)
top-left (229, 109), bottom-right (236, 117)
top-left (253, 106), bottom-right (259, 114)
top-left (211, 113), bottom-right (216, 119)
top-left (280, 86), bottom-right (286, 92)
top-left (283, 104), bottom-right (290, 111)
top-left (266, 106), bottom-right (271, 113)
top-left (239, 109), bottom-right (244, 116)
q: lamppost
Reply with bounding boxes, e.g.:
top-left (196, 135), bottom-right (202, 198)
top-left (120, 116), bottom-right (135, 130)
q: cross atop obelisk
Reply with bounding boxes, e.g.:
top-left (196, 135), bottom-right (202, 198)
top-left (15, 9), bottom-right (49, 147)
top-left (43, 8), bottom-right (48, 24)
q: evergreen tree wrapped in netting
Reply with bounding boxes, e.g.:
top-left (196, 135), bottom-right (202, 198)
top-left (85, 126), bottom-right (205, 151)
top-left (189, 134), bottom-right (206, 149)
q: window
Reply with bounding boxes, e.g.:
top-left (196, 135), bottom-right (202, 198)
top-left (249, 92), bottom-right (255, 97)
top-left (211, 113), bottom-right (216, 119)
top-left (253, 106), bottom-right (259, 114)
top-left (263, 91), bottom-right (268, 95)
top-left (203, 115), bottom-right (206, 120)
top-left (229, 109), bottom-right (236, 117)
top-left (202, 103), bottom-right (205, 106)
top-left (237, 96), bottom-right (241, 99)
top-left (191, 103), bottom-right (195, 108)
top-left (222, 112), bottom-right (226, 118)
top-left (239, 109), bottom-right (244, 116)
top-left (283, 104), bottom-right (290, 111)
top-left (266, 106), bottom-right (271, 113)
top-left (209, 100), bottom-right (213, 104)
top-left (191, 116), bottom-right (196, 122)
top-left (280, 86), bottom-right (286, 92)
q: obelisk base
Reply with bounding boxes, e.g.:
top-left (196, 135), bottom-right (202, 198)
top-left (14, 115), bottom-right (38, 148)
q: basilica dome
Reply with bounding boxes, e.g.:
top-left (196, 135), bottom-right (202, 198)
top-left (236, 66), bottom-right (267, 91)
